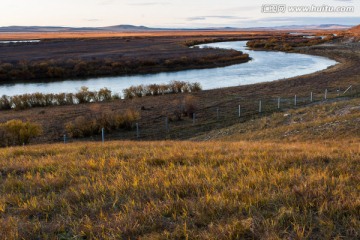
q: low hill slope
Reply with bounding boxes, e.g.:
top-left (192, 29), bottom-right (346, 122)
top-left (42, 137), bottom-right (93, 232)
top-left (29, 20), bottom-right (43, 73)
top-left (0, 139), bottom-right (359, 239)
top-left (194, 98), bottom-right (360, 142)
top-left (349, 24), bottom-right (360, 35)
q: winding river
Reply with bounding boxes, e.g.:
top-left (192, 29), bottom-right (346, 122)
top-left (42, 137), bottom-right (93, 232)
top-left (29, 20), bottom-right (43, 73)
top-left (0, 41), bottom-right (337, 96)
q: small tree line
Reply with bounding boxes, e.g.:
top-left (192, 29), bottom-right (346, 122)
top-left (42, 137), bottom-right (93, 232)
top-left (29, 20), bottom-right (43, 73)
top-left (0, 81), bottom-right (203, 110)
top-left (123, 81), bottom-right (202, 99)
top-left (0, 87), bottom-right (117, 110)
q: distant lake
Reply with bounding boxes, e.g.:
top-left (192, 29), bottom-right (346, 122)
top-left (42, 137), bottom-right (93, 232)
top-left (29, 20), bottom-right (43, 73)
top-left (0, 41), bottom-right (337, 97)
top-left (0, 40), bottom-right (41, 44)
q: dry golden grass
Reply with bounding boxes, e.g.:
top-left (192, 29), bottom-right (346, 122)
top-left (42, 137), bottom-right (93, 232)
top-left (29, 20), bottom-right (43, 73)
top-left (0, 31), bottom-right (270, 40)
top-left (0, 139), bottom-right (359, 239)
top-left (195, 98), bottom-right (360, 142)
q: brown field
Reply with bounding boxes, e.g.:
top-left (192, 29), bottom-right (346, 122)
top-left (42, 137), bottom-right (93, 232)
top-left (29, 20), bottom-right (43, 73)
top-left (0, 29), bottom-right (341, 40)
top-left (0, 31), bottom-right (284, 40)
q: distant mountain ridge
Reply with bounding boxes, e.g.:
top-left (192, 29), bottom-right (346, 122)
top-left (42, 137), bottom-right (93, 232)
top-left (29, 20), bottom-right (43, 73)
top-left (0, 24), bottom-right (354, 32)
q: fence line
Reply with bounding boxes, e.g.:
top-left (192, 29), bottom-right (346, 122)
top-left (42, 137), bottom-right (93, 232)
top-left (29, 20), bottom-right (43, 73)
top-left (55, 85), bottom-right (359, 142)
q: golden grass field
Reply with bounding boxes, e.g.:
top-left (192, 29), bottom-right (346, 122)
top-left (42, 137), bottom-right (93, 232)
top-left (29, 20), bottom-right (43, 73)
top-left (195, 98), bottom-right (360, 142)
top-left (0, 138), bottom-right (359, 239)
top-left (0, 31), bottom-right (269, 40)
top-left (0, 29), bottom-right (339, 40)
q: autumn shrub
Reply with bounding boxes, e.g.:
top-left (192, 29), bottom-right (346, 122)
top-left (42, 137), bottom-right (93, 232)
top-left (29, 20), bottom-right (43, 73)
top-left (0, 119), bottom-right (42, 146)
top-left (0, 95), bottom-right (11, 110)
top-left (123, 81), bottom-right (202, 99)
top-left (65, 109), bottom-right (140, 138)
top-left (0, 87), bottom-right (114, 110)
top-left (183, 95), bottom-right (197, 118)
top-left (65, 116), bottom-right (98, 138)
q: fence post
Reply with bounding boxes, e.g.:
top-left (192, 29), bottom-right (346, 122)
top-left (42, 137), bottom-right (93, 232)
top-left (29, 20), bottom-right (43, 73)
top-left (102, 128), bottom-right (105, 143)
top-left (278, 97), bottom-right (281, 109)
top-left (343, 85), bottom-right (352, 95)
top-left (64, 134), bottom-right (66, 144)
top-left (294, 95), bottom-right (297, 106)
top-left (136, 123), bottom-right (139, 139)
top-left (259, 100), bottom-right (262, 113)
top-left (238, 105), bottom-right (241, 118)
top-left (325, 89), bottom-right (328, 100)
top-left (217, 108), bottom-right (219, 121)
top-left (193, 113), bottom-right (196, 125)
top-left (311, 92), bottom-right (313, 102)
top-left (165, 117), bottom-right (169, 132)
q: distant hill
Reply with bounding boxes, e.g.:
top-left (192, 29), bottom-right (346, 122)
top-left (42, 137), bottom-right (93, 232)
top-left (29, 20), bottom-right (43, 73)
top-left (348, 24), bottom-right (360, 35)
top-left (0, 24), bottom-right (354, 33)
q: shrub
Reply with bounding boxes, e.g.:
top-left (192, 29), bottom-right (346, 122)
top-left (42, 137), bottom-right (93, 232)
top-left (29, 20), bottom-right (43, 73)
top-left (98, 88), bottom-right (112, 101)
top-left (183, 96), bottom-right (197, 118)
top-left (0, 95), bottom-right (11, 110)
top-left (0, 120), bottom-right (42, 146)
top-left (65, 116), bottom-right (98, 138)
top-left (75, 86), bottom-right (92, 104)
top-left (65, 109), bottom-right (140, 138)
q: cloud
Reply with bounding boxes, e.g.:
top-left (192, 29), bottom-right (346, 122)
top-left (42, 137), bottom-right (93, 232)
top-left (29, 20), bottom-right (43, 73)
top-left (187, 17), bottom-right (206, 21)
top-left (333, 0), bottom-right (353, 2)
top-left (99, 0), bottom-right (115, 5)
top-left (84, 19), bottom-right (101, 22)
top-left (127, 2), bottom-right (170, 6)
top-left (186, 15), bottom-right (250, 21)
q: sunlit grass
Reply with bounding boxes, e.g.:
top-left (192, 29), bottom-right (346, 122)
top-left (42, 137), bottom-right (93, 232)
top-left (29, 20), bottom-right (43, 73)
top-left (0, 140), bottom-right (359, 239)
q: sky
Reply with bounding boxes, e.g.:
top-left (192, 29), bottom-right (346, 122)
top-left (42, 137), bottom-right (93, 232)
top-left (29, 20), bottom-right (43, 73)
top-left (0, 0), bottom-right (359, 28)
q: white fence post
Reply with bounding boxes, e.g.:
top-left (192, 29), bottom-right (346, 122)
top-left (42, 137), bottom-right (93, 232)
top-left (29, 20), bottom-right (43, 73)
top-left (259, 100), bottom-right (262, 113)
top-left (165, 117), bottom-right (169, 132)
top-left (294, 95), bottom-right (297, 106)
top-left (238, 105), bottom-right (241, 118)
top-left (136, 123), bottom-right (139, 139)
top-left (278, 97), bottom-right (281, 109)
top-left (311, 92), bottom-right (313, 102)
top-left (102, 128), bottom-right (105, 143)
top-left (325, 89), bottom-right (328, 100)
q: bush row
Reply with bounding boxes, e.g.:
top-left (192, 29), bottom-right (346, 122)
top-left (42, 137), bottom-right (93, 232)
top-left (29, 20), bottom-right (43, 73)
top-left (246, 36), bottom-right (335, 51)
top-left (123, 81), bottom-right (202, 99)
top-left (0, 87), bottom-right (118, 110)
top-left (0, 120), bottom-right (42, 146)
top-left (65, 109), bottom-right (140, 138)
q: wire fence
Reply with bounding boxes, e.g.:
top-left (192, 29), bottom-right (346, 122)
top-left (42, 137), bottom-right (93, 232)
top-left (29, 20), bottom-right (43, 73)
top-left (61, 85), bottom-right (360, 143)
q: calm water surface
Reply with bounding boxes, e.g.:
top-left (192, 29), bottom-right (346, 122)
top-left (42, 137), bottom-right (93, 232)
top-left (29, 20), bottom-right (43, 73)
top-left (0, 41), bottom-right (337, 96)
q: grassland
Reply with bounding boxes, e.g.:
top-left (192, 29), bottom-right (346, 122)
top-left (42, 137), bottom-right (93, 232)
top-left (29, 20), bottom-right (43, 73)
top-left (0, 139), bottom-right (359, 239)
top-left (194, 97), bottom-right (360, 142)
top-left (0, 31), bottom-right (277, 40)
